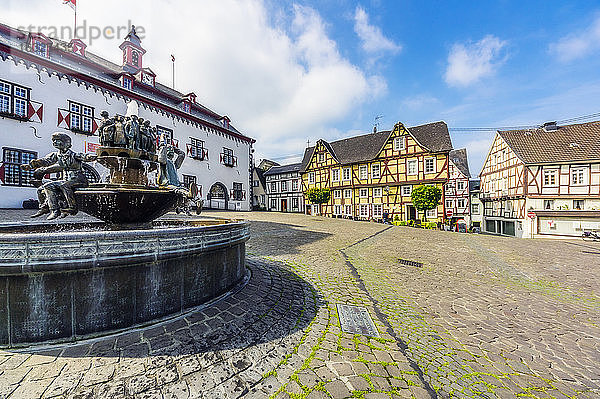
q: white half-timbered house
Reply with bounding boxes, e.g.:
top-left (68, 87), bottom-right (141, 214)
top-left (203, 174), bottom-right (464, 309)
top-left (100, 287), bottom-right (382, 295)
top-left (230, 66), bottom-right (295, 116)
top-left (264, 163), bottom-right (304, 213)
top-left (479, 121), bottom-right (600, 238)
top-left (0, 23), bottom-right (255, 210)
top-left (444, 148), bottom-right (471, 226)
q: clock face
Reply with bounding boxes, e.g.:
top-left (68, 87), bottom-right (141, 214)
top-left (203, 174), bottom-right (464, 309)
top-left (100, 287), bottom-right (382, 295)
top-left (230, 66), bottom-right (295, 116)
top-left (132, 51), bottom-right (139, 65)
top-left (142, 73), bottom-right (153, 85)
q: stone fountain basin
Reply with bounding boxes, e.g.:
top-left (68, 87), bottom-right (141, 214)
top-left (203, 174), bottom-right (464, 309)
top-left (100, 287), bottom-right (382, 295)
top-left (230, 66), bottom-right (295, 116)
top-left (75, 185), bottom-right (179, 224)
top-left (0, 219), bottom-right (249, 347)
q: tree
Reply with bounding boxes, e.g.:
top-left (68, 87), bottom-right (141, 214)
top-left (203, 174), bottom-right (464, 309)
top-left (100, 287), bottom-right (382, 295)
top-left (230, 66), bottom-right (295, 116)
top-left (410, 185), bottom-right (442, 221)
top-left (305, 187), bottom-right (331, 214)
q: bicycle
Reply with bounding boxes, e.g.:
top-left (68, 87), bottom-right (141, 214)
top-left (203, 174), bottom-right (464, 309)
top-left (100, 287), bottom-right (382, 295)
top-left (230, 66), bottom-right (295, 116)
top-left (582, 231), bottom-right (600, 241)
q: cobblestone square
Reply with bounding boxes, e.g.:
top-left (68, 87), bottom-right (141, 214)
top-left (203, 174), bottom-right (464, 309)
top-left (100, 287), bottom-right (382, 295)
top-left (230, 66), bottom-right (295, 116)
top-left (0, 209), bottom-right (598, 398)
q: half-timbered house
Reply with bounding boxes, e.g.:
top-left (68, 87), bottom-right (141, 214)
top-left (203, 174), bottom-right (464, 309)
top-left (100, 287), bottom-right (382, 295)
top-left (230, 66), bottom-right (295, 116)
top-left (300, 121), bottom-right (453, 222)
top-left (479, 121), bottom-right (600, 238)
top-left (444, 148), bottom-right (471, 226)
top-left (0, 23), bottom-right (255, 210)
top-left (265, 163), bottom-right (304, 213)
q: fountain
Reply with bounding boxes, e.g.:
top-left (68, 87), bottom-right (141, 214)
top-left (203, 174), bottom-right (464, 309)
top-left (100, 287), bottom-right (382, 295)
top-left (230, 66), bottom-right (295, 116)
top-left (0, 107), bottom-right (248, 348)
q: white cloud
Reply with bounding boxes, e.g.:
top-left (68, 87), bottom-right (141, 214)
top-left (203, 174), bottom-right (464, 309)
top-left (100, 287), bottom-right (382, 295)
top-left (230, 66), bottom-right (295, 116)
top-left (549, 15), bottom-right (600, 62)
top-left (2, 0), bottom-right (385, 159)
top-left (402, 94), bottom-right (439, 110)
top-left (444, 35), bottom-right (507, 87)
top-left (353, 6), bottom-right (401, 55)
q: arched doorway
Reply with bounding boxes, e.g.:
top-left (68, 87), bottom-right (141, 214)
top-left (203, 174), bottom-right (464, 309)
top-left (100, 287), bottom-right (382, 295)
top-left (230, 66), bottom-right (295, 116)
top-left (207, 182), bottom-right (228, 210)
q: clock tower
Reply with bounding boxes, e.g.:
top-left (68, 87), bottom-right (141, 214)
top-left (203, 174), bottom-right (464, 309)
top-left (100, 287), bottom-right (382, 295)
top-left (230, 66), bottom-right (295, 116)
top-left (119, 25), bottom-right (146, 73)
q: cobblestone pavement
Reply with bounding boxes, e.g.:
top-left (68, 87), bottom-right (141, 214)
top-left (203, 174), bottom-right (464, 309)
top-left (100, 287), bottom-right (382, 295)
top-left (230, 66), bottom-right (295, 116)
top-left (0, 209), bottom-right (598, 399)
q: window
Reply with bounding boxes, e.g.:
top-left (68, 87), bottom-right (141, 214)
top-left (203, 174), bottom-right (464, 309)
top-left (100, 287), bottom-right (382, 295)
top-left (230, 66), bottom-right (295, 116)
top-left (33, 41), bottom-right (48, 57)
top-left (221, 147), bottom-right (236, 167)
top-left (232, 182), bottom-right (244, 200)
top-left (393, 136), bottom-right (405, 151)
top-left (332, 169), bottom-right (340, 181)
top-left (424, 158), bottom-right (435, 174)
top-left (334, 205), bottom-right (342, 215)
top-left (471, 203), bottom-right (480, 214)
top-left (2, 148), bottom-right (36, 186)
top-left (188, 137), bottom-right (206, 160)
top-left (292, 180), bottom-right (299, 191)
top-left (407, 159), bottom-right (418, 175)
top-left (68, 101), bottom-right (94, 133)
top-left (401, 185), bottom-right (412, 196)
top-left (371, 164), bottom-right (381, 179)
top-left (309, 172), bottom-right (315, 184)
top-left (318, 153), bottom-right (324, 162)
top-left (292, 197), bottom-right (299, 209)
top-left (271, 199), bottom-right (277, 209)
top-left (344, 189), bottom-right (352, 198)
top-left (342, 168), bottom-right (351, 181)
top-left (359, 165), bottom-right (368, 180)
top-left (426, 208), bottom-right (437, 218)
top-left (457, 181), bottom-right (465, 190)
top-left (446, 199), bottom-right (454, 209)
top-left (183, 102), bottom-right (191, 113)
top-left (122, 77), bottom-right (133, 90)
top-left (373, 204), bottom-right (383, 218)
top-left (271, 182), bottom-right (277, 192)
top-left (0, 80), bottom-right (29, 119)
top-left (345, 204), bottom-right (352, 216)
top-left (373, 187), bottom-right (382, 197)
top-left (253, 180), bottom-right (259, 187)
top-left (571, 168), bottom-right (585, 185)
top-left (543, 169), bottom-right (557, 186)
top-left (281, 181), bottom-right (287, 192)
top-left (458, 199), bottom-right (466, 208)
top-left (156, 126), bottom-right (174, 144)
top-left (574, 200), bottom-right (584, 210)
top-left (359, 188), bottom-right (368, 198)
top-left (183, 174), bottom-right (196, 189)
top-left (544, 200), bottom-right (554, 210)
top-left (359, 204), bottom-right (369, 217)
top-left (334, 190), bottom-right (341, 199)
top-left (312, 204), bottom-right (320, 215)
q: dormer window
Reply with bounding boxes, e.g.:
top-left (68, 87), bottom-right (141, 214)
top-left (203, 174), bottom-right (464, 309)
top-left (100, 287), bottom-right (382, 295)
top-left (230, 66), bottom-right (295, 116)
top-left (34, 42), bottom-right (48, 57)
top-left (121, 76), bottom-right (133, 90)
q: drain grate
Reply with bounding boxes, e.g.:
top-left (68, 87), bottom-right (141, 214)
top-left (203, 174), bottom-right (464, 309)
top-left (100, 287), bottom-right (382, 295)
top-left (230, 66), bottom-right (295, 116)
top-left (398, 258), bottom-right (423, 268)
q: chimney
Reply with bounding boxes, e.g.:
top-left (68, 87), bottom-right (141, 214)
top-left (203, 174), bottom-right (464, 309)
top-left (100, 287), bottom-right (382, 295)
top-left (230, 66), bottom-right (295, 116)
top-left (542, 121), bottom-right (558, 132)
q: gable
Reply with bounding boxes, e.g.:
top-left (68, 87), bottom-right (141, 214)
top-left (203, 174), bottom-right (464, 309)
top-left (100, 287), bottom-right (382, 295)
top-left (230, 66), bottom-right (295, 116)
top-left (375, 123), bottom-right (427, 159)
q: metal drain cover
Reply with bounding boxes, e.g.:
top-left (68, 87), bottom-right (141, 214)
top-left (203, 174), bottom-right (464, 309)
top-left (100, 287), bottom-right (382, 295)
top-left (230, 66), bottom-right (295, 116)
top-left (398, 258), bottom-right (423, 267)
top-left (336, 304), bottom-right (379, 337)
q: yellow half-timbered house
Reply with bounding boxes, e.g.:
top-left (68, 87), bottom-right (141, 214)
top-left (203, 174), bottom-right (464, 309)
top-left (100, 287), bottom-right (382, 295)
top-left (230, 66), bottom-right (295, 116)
top-left (300, 121), bottom-right (453, 222)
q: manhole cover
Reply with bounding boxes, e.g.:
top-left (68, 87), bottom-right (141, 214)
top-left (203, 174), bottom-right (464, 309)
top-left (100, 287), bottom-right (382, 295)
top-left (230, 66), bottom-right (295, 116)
top-left (336, 304), bottom-right (379, 337)
top-left (398, 258), bottom-right (423, 267)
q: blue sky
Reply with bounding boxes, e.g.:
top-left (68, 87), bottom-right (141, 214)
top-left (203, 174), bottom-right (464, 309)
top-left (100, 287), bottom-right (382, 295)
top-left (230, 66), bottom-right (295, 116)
top-left (4, 1), bottom-right (600, 174)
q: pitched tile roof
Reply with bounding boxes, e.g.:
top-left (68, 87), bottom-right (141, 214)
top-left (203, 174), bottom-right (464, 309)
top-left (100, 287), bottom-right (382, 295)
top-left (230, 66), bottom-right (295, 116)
top-left (449, 148), bottom-right (470, 178)
top-left (498, 121), bottom-right (600, 164)
top-left (300, 121), bottom-right (452, 171)
top-left (264, 162), bottom-right (303, 176)
top-left (408, 121), bottom-right (453, 152)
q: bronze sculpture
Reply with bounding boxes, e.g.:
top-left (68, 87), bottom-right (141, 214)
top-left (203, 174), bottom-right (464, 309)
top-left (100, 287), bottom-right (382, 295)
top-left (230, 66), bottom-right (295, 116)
top-left (21, 132), bottom-right (96, 220)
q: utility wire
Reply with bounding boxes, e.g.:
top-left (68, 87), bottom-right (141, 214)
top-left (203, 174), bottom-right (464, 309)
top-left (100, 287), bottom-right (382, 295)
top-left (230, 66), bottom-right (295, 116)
top-left (449, 111), bottom-right (600, 133)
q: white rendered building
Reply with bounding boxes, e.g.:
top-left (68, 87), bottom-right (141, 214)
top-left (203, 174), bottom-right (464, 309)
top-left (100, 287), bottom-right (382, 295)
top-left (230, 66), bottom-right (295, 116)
top-left (0, 23), bottom-right (254, 210)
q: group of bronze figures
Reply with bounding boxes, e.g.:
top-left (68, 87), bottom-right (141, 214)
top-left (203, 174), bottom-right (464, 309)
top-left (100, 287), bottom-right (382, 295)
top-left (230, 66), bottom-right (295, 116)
top-left (20, 110), bottom-right (200, 220)
top-left (98, 111), bottom-right (158, 154)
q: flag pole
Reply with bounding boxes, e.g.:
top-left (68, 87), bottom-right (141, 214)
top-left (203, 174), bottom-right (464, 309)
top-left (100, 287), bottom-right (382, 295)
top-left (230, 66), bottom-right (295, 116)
top-left (74, 2), bottom-right (77, 38)
top-left (171, 55), bottom-right (175, 89)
